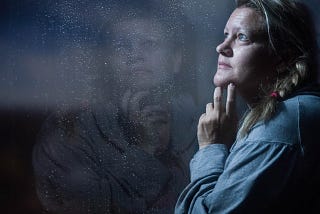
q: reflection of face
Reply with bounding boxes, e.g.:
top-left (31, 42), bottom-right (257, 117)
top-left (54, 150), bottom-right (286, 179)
top-left (105, 18), bottom-right (179, 154)
top-left (214, 7), bottom-right (277, 104)
top-left (109, 18), bottom-right (179, 93)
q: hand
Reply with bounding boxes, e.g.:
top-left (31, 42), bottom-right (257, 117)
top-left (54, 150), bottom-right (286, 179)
top-left (120, 90), bottom-right (171, 155)
top-left (197, 83), bottom-right (238, 149)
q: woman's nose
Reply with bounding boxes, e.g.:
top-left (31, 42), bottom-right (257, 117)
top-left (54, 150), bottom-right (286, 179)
top-left (216, 40), bottom-right (233, 57)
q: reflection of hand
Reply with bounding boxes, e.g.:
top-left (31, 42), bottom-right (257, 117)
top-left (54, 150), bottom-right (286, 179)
top-left (120, 90), bottom-right (171, 155)
top-left (197, 84), bottom-right (238, 149)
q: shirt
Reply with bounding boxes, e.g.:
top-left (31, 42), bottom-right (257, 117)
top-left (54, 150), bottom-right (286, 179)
top-left (175, 93), bottom-right (320, 213)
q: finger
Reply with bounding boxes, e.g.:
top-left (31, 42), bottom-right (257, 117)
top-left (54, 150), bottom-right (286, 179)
top-left (213, 87), bottom-right (223, 116)
top-left (206, 103), bottom-right (213, 114)
top-left (226, 83), bottom-right (236, 117)
top-left (129, 91), bottom-right (150, 112)
top-left (198, 113), bottom-right (206, 128)
top-left (198, 113), bottom-right (206, 123)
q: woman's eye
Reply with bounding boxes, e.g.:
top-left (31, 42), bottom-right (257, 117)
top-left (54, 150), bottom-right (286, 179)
top-left (224, 32), bottom-right (229, 39)
top-left (238, 33), bottom-right (249, 41)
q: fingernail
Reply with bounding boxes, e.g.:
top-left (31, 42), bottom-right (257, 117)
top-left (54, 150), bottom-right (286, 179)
top-left (229, 83), bottom-right (235, 88)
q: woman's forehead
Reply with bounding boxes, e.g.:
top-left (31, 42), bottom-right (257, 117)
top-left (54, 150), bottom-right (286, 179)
top-left (225, 7), bottom-right (265, 33)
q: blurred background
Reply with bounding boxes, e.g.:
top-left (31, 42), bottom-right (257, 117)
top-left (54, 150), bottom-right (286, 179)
top-left (1, 0), bottom-right (319, 213)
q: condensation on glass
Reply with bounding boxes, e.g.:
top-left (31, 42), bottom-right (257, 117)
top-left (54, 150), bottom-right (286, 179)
top-left (1, 0), bottom-right (319, 213)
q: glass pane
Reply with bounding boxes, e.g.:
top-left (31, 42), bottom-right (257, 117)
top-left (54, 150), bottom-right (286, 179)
top-left (1, 0), bottom-right (319, 213)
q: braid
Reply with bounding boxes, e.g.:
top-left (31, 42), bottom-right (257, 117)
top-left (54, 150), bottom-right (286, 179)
top-left (236, 0), bottom-right (317, 138)
top-left (239, 57), bottom-right (309, 138)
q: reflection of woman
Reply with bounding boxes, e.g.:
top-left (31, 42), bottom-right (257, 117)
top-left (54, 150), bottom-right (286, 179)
top-left (33, 1), bottom-right (198, 214)
top-left (176, 0), bottom-right (320, 213)
top-left (95, 0), bottom-right (197, 159)
top-left (103, 10), bottom-right (185, 156)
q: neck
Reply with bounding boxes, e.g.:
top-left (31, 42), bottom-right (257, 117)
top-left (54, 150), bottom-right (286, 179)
top-left (238, 88), bottom-right (262, 109)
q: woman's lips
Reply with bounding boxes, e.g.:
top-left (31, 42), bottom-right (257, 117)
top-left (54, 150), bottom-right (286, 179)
top-left (218, 62), bottom-right (232, 69)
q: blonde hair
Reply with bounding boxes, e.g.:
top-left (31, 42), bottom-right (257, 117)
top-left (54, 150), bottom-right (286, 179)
top-left (236, 0), bottom-right (318, 137)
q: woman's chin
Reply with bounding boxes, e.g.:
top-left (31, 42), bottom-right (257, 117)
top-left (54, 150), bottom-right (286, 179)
top-left (213, 77), bottom-right (229, 88)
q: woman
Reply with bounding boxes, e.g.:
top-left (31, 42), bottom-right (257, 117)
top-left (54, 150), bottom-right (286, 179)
top-left (175, 0), bottom-right (320, 213)
top-left (33, 1), bottom-right (198, 214)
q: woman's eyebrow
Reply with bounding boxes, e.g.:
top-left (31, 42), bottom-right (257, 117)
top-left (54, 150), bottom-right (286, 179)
top-left (225, 26), bottom-right (245, 34)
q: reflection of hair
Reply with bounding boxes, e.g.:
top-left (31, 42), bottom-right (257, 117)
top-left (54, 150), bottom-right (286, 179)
top-left (98, 1), bottom-right (185, 52)
top-left (236, 0), bottom-right (318, 137)
top-left (94, 0), bottom-right (196, 101)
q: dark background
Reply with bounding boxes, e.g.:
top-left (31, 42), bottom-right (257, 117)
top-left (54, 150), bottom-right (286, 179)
top-left (1, 0), bottom-right (319, 213)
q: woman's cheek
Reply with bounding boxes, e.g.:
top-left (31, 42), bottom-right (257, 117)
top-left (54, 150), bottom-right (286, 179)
top-left (213, 71), bottom-right (231, 87)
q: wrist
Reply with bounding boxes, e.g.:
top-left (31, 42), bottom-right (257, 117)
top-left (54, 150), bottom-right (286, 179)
top-left (198, 141), bottom-right (219, 150)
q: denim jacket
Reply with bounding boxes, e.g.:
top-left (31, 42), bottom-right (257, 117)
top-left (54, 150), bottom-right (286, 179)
top-left (175, 93), bottom-right (320, 213)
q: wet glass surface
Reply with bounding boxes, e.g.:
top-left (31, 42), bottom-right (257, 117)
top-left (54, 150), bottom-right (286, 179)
top-left (1, 0), bottom-right (319, 213)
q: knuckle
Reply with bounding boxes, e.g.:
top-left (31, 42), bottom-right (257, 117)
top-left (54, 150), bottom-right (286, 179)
top-left (214, 95), bottom-right (222, 102)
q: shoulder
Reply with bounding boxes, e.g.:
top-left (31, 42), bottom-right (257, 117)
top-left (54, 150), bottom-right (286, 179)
top-left (245, 94), bottom-right (320, 145)
top-left (281, 94), bottom-right (320, 132)
top-left (294, 94), bottom-right (320, 118)
top-left (33, 108), bottom-right (104, 155)
top-left (293, 95), bottom-right (320, 145)
top-left (37, 110), bottom-right (92, 139)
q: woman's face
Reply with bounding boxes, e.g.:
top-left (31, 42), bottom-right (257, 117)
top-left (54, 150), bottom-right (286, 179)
top-left (214, 7), bottom-right (278, 104)
top-left (109, 18), bottom-right (180, 93)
